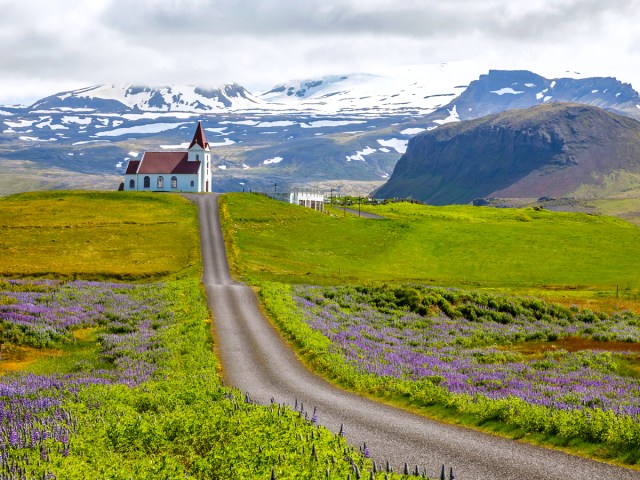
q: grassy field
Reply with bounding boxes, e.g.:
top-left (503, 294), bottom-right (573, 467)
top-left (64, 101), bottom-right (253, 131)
top-left (0, 191), bottom-right (199, 280)
top-left (0, 191), bottom-right (381, 479)
top-left (222, 193), bottom-right (640, 311)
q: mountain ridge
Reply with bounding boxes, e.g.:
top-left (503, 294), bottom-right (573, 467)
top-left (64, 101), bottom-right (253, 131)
top-left (2, 67), bottom-right (640, 196)
top-left (376, 102), bottom-right (640, 204)
top-left (17, 68), bottom-right (640, 120)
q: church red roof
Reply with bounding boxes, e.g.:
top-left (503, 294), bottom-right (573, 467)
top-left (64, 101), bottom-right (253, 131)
top-left (188, 121), bottom-right (209, 149)
top-left (125, 160), bottom-right (140, 174)
top-left (136, 152), bottom-right (201, 174)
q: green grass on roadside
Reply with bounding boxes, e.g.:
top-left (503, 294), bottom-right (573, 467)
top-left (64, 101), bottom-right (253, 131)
top-left (13, 328), bottom-right (113, 376)
top-left (258, 281), bottom-right (640, 469)
top-left (0, 191), bottom-right (199, 281)
top-left (0, 191), bottom-right (385, 479)
top-left (221, 193), bottom-right (640, 310)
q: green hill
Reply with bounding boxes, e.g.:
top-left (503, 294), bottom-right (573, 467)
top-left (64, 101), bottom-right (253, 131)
top-left (222, 193), bottom-right (640, 306)
top-left (0, 191), bottom-right (199, 280)
top-left (376, 103), bottom-right (640, 204)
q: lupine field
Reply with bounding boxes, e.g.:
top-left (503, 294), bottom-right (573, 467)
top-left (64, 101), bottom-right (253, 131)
top-left (260, 282), bottom-right (640, 465)
top-left (0, 278), bottom-right (424, 479)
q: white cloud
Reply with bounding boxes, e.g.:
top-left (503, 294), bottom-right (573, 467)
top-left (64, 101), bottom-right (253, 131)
top-left (0, 0), bottom-right (639, 104)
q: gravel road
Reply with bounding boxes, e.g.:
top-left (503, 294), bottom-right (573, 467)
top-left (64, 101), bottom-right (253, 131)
top-left (186, 193), bottom-right (640, 480)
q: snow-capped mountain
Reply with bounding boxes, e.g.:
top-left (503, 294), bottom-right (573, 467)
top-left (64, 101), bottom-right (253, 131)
top-left (25, 63), bottom-right (481, 116)
top-left (30, 83), bottom-right (260, 113)
top-left (2, 66), bottom-right (640, 197)
top-left (432, 70), bottom-right (640, 123)
top-left (258, 64), bottom-right (478, 114)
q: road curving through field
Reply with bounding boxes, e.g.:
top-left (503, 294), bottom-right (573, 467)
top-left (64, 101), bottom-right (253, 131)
top-left (186, 193), bottom-right (640, 480)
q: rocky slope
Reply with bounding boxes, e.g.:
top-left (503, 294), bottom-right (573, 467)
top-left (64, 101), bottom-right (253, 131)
top-left (376, 103), bottom-right (640, 204)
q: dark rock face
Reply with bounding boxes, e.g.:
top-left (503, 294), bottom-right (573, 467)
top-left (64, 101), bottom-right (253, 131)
top-left (377, 103), bottom-right (640, 204)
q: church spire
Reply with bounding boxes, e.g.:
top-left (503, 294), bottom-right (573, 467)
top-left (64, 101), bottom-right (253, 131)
top-left (188, 121), bottom-right (209, 149)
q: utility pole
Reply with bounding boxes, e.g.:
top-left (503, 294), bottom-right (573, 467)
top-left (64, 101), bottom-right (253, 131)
top-left (330, 188), bottom-right (334, 206)
top-left (358, 196), bottom-right (361, 217)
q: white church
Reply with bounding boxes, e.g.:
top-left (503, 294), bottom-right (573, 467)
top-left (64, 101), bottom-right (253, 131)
top-left (123, 121), bottom-right (212, 193)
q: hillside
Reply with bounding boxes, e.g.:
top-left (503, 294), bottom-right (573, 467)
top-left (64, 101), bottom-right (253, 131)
top-left (376, 103), bottom-right (640, 204)
top-left (0, 191), bottom-right (199, 279)
top-left (221, 193), bottom-right (640, 310)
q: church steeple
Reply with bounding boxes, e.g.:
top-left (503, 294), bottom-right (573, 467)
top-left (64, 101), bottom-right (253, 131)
top-left (188, 121), bottom-right (209, 150)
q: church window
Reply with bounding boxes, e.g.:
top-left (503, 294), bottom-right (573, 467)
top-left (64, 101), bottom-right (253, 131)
top-left (143, 176), bottom-right (150, 188)
top-left (171, 176), bottom-right (177, 189)
top-left (190, 180), bottom-right (195, 187)
top-left (196, 154), bottom-right (200, 161)
top-left (129, 179), bottom-right (135, 189)
top-left (157, 176), bottom-right (164, 189)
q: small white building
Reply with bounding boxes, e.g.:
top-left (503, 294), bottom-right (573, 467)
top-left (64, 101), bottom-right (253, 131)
top-left (265, 189), bottom-right (325, 212)
top-left (123, 121), bottom-right (212, 193)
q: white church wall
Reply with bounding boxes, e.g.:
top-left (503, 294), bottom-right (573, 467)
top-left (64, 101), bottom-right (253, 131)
top-left (123, 174), bottom-right (199, 192)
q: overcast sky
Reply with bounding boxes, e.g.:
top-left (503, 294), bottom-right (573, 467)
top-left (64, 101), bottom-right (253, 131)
top-left (1, 0), bottom-right (639, 105)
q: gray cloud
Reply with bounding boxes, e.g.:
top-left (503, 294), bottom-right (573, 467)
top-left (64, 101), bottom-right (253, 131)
top-left (99, 0), bottom-right (636, 40)
top-left (0, 0), bottom-right (638, 104)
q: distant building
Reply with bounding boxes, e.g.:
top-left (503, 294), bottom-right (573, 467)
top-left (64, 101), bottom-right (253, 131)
top-left (123, 121), bottom-right (212, 193)
top-left (265, 188), bottom-right (325, 212)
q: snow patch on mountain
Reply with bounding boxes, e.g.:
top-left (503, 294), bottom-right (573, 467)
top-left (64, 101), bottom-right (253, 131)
top-left (5, 119), bottom-right (37, 128)
top-left (256, 120), bottom-right (296, 128)
top-left (221, 120), bottom-right (259, 126)
top-left (35, 118), bottom-right (68, 130)
top-left (209, 138), bottom-right (236, 147)
top-left (95, 122), bottom-right (186, 137)
top-left (490, 88), bottom-right (525, 95)
top-left (258, 63), bottom-right (479, 115)
top-left (263, 156), bottom-right (283, 165)
top-left (160, 142), bottom-right (190, 150)
top-left (20, 136), bottom-right (56, 142)
top-left (400, 127), bottom-right (426, 135)
top-left (300, 120), bottom-right (367, 128)
top-left (346, 147), bottom-right (377, 162)
top-left (377, 139), bottom-right (408, 154)
top-left (32, 83), bottom-right (261, 113)
top-left (433, 105), bottom-right (460, 125)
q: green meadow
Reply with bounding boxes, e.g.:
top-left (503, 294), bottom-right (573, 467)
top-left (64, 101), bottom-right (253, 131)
top-left (0, 191), bottom-right (199, 280)
top-left (221, 193), bottom-right (640, 310)
top-left (0, 191), bottom-right (378, 479)
top-left (3, 190), bottom-right (640, 475)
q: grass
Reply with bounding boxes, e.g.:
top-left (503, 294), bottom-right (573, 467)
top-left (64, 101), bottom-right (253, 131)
top-left (0, 192), bottom-right (383, 478)
top-left (222, 193), bottom-right (640, 311)
top-left (0, 328), bottom-right (112, 376)
top-left (592, 195), bottom-right (640, 226)
top-left (0, 191), bottom-right (199, 281)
